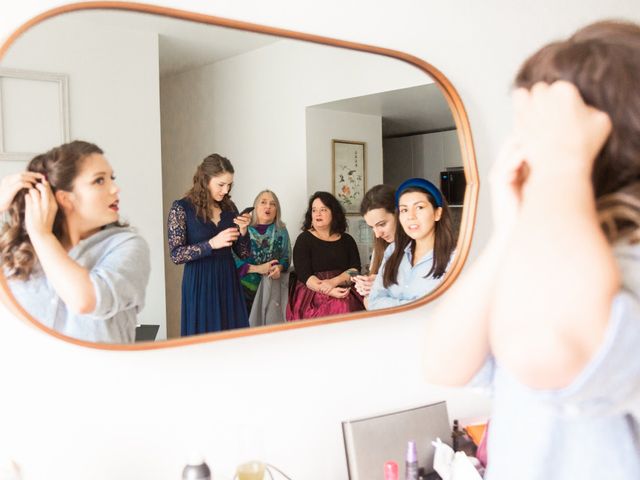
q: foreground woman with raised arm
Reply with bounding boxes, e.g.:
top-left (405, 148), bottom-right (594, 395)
top-left (424, 21), bottom-right (640, 479)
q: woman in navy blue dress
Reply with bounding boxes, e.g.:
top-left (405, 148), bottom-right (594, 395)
top-left (167, 154), bottom-right (251, 335)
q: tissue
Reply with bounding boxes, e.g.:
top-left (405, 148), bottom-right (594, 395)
top-left (432, 438), bottom-right (483, 480)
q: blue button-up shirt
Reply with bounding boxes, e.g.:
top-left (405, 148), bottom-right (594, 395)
top-left (368, 243), bottom-right (447, 310)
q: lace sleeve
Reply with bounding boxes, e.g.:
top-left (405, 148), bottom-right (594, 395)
top-left (168, 201), bottom-right (213, 264)
top-left (233, 230), bottom-right (251, 259)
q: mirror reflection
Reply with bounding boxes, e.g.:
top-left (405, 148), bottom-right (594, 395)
top-left (0, 9), bottom-right (465, 344)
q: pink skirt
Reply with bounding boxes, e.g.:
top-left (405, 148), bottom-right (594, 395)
top-left (286, 270), bottom-right (365, 321)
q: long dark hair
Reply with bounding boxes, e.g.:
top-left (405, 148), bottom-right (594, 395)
top-left (515, 20), bottom-right (640, 244)
top-left (0, 140), bottom-right (104, 280)
top-left (382, 187), bottom-right (455, 288)
top-left (360, 184), bottom-right (395, 274)
top-left (185, 153), bottom-right (236, 222)
top-left (302, 191), bottom-right (347, 235)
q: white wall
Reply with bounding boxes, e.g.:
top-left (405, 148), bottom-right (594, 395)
top-left (306, 108), bottom-right (383, 202)
top-left (384, 130), bottom-right (463, 188)
top-left (306, 108), bottom-right (384, 266)
top-left (1, 1), bottom-right (639, 480)
top-left (160, 66), bottom-right (219, 338)
top-left (0, 15), bottom-right (168, 339)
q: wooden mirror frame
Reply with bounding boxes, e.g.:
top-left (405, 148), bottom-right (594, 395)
top-left (0, 1), bottom-right (479, 351)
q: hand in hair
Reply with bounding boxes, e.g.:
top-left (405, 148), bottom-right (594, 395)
top-left (490, 81), bottom-right (618, 388)
top-left (514, 81), bottom-right (612, 178)
top-left (209, 227), bottom-right (240, 249)
top-left (24, 179), bottom-right (57, 238)
top-left (0, 171), bottom-right (45, 212)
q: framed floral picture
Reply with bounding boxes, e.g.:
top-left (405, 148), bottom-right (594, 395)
top-left (332, 140), bottom-right (366, 215)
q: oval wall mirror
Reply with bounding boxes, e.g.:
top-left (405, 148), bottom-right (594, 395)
top-left (0, 3), bottom-right (478, 350)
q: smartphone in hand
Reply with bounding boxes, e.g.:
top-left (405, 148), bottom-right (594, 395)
top-left (234, 207), bottom-right (254, 231)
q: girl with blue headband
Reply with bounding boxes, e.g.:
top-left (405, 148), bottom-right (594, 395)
top-left (368, 177), bottom-right (455, 309)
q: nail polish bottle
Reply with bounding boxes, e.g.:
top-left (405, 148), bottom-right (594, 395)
top-left (405, 440), bottom-right (418, 480)
top-left (384, 460), bottom-right (399, 480)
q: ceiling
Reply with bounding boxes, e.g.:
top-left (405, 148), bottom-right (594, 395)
top-left (310, 84), bottom-right (455, 137)
top-left (67, 10), bottom-right (454, 136)
top-left (70, 10), bottom-right (279, 77)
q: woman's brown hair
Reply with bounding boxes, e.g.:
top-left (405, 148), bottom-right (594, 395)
top-left (0, 140), bottom-right (104, 280)
top-left (382, 188), bottom-right (455, 288)
top-left (515, 20), bottom-right (640, 244)
top-left (185, 154), bottom-right (236, 222)
top-left (360, 184), bottom-right (395, 274)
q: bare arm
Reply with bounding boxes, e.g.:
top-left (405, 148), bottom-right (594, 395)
top-left (491, 82), bottom-right (618, 389)
top-left (424, 137), bottom-right (529, 385)
top-left (305, 275), bottom-right (331, 293)
top-left (323, 270), bottom-right (355, 288)
top-left (424, 235), bottom-right (506, 385)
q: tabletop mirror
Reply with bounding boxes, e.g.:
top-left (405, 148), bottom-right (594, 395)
top-left (0, 4), bottom-right (477, 349)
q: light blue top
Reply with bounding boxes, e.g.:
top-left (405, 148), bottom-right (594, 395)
top-left (8, 226), bottom-right (150, 344)
top-left (472, 241), bottom-right (640, 480)
top-left (368, 242), bottom-right (448, 310)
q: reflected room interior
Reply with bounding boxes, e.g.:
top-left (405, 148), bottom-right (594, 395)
top-left (0, 9), bottom-right (467, 344)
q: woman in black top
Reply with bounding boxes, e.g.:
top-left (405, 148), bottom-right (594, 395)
top-left (286, 191), bottom-right (365, 320)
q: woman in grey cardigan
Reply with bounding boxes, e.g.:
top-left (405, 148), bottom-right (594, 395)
top-left (0, 140), bottom-right (150, 344)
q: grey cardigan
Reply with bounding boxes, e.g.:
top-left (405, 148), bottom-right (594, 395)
top-left (9, 226), bottom-right (150, 344)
